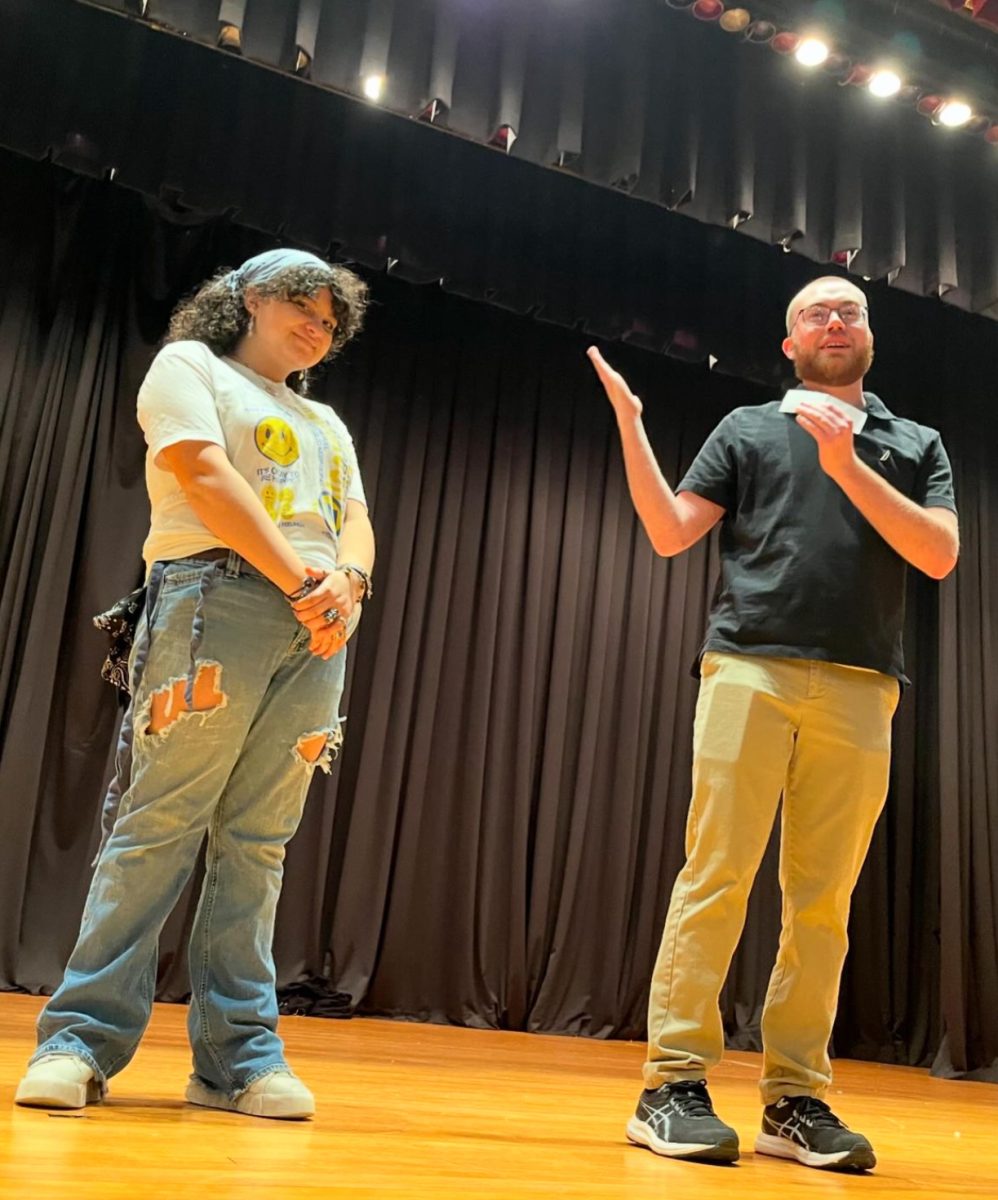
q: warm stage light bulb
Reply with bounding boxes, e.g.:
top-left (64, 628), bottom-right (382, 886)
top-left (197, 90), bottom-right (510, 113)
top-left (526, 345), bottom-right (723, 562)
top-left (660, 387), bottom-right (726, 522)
top-left (869, 71), bottom-right (902, 99)
top-left (363, 74), bottom-right (385, 102)
top-left (937, 100), bottom-right (972, 128)
top-left (719, 8), bottom-right (751, 33)
top-left (795, 38), bottom-right (830, 68)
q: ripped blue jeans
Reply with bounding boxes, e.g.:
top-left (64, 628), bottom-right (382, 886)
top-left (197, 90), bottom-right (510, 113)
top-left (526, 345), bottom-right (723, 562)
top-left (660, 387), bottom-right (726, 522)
top-left (32, 550), bottom-right (346, 1096)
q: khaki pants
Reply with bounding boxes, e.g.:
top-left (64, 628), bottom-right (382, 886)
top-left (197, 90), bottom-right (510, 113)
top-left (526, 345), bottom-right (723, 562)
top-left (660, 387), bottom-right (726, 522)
top-left (645, 652), bottom-right (900, 1104)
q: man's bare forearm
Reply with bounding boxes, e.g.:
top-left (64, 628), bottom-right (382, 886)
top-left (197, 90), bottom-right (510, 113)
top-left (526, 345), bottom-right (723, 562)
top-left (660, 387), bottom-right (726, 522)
top-left (832, 459), bottom-right (959, 579)
top-left (616, 413), bottom-right (689, 556)
top-left (589, 346), bottom-right (722, 554)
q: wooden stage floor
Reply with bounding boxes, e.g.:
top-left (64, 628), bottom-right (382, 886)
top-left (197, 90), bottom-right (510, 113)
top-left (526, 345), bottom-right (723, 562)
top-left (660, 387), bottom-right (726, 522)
top-left (0, 993), bottom-right (995, 1199)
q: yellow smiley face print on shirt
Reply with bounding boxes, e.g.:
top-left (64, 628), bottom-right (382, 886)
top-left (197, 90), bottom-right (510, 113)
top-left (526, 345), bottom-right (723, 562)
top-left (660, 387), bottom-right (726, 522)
top-left (255, 416), bottom-right (300, 467)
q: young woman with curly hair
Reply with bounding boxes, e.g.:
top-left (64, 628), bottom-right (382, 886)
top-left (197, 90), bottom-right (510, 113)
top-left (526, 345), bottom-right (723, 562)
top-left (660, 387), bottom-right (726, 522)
top-left (16, 249), bottom-right (375, 1120)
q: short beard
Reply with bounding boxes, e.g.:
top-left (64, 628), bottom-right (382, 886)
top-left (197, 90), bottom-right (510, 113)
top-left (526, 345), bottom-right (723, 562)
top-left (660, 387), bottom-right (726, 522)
top-left (794, 342), bottom-right (874, 387)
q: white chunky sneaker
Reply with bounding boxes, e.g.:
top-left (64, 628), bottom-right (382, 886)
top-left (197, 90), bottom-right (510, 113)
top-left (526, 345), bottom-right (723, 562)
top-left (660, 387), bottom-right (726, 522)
top-left (15, 1053), bottom-right (101, 1109)
top-left (185, 1070), bottom-right (315, 1120)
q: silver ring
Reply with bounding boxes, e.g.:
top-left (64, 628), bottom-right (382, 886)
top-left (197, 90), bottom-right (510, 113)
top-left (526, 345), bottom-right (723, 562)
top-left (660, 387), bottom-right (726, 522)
top-left (322, 608), bottom-right (340, 625)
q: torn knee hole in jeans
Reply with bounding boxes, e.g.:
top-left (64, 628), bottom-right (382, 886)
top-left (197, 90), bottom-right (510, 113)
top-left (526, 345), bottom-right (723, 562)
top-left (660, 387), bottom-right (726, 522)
top-left (142, 662), bottom-right (227, 738)
top-left (293, 723), bottom-right (344, 773)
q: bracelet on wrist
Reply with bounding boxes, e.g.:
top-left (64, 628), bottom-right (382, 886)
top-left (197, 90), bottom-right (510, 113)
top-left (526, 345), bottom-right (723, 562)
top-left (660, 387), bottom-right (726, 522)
top-left (285, 576), bottom-right (320, 603)
top-left (337, 563), bottom-right (373, 602)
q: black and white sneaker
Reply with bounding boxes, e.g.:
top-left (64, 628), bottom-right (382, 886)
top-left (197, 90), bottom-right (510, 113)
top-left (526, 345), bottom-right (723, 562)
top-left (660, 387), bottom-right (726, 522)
top-left (626, 1080), bottom-right (740, 1163)
top-left (755, 1095), bottom-right (876, 1171)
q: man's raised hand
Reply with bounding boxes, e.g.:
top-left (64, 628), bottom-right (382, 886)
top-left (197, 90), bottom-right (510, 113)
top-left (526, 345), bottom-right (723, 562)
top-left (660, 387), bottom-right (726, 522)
top-left (588, 347), bottom-right (643, 421)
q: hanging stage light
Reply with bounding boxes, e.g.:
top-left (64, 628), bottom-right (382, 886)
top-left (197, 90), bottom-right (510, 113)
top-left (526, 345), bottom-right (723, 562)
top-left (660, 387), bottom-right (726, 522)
top-left (844, 64), bottom-right (875, 87)
top-left (363, 74), bottom-right (385, 102)
top-left (795, 37), bottom-right (831, 68)
top-left (938, 0), bottom-right (998, 33)
top-left (719, 8), bottom-right (752, 33)
top-left (416, 98), bottom-right (449, 124)
top-left (936, 99), bottom-right (973, 127)
top-left (217, 22), bottom-right (241, 54)
top-left (771, 31), bottom-right (802, 55)
top-left (745, 21), bottom-right (777, 44)
top-left (658, 1), bottom-right (997, 141)
top-left (488, 125), bottom-right (518, 153)
top-left (869, 70), bottom-right (902, 98)
top-left (822, 52), bottom-right (853, 81)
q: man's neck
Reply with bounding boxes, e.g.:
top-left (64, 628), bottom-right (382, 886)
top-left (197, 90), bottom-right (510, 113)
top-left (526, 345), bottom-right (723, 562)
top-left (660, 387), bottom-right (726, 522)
top-left (799, 377), bottom-right (866, 408)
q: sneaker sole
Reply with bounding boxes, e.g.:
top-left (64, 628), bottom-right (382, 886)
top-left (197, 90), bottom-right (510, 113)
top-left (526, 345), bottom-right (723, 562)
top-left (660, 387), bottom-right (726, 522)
top-left (755, 1132), bottom-right (876, 1172)
top-left (185, 1078), bottom-right (314, 1120)
top-left (627, 1117), bottom-right (740, 1163)
top-left (14, 1078), bottom-right (102, 1109)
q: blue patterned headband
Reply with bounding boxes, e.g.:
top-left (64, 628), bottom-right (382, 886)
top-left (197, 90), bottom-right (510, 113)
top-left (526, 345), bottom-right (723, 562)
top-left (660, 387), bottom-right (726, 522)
top-left (226, 248), bottom-right (332, 293)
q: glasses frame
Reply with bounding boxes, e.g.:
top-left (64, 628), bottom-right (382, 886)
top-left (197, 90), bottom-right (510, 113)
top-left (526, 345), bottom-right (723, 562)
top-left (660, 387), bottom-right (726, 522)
top-left (791, 302), bottom-right (869, 331)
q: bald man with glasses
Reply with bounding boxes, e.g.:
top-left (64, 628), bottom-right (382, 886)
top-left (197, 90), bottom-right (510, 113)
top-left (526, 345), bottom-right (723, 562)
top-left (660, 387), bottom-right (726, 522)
top-left (588, 277), bottom-right (959, 1172)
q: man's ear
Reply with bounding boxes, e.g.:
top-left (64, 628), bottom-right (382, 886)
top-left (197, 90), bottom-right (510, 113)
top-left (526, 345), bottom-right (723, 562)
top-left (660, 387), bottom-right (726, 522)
top-left (782, 336), bottom-right (796, 362)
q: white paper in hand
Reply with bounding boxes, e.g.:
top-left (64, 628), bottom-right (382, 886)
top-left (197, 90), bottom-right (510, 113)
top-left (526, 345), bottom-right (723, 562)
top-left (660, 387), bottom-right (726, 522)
top-left (779, 389), bottom-right (867, 433)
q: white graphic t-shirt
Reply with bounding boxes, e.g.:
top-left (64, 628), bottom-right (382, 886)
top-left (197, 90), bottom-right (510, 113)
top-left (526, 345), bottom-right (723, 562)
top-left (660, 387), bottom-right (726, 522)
top-left (137, 340), bottom-right (366, 573)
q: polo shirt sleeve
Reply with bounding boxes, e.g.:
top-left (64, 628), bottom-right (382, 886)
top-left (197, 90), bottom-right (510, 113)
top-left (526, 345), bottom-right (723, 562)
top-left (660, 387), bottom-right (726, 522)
top-left (675, 411), bottom-right (739, 511)
top-left (137, 341), bottom-right (227, 460)
top-left (914, 431), bottom-right (957, 514)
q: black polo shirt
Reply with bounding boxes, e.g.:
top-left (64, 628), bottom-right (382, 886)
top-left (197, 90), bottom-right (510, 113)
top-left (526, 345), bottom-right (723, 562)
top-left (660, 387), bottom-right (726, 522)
top-left (676, 392), bottom-right (957, 683)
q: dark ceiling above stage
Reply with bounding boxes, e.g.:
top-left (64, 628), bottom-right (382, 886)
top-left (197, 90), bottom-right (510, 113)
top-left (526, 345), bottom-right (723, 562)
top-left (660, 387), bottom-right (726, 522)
top-left (59, 0), bottom-right (998, 320)
top-left (2, 0), bottom-right (998, 380)
top-left (80, 0), bottom-right (998, 142)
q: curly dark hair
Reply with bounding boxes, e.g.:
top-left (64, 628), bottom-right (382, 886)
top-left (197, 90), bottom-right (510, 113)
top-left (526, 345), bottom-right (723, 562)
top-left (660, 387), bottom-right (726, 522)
top-left (166, 260), bottom-right (369, 392)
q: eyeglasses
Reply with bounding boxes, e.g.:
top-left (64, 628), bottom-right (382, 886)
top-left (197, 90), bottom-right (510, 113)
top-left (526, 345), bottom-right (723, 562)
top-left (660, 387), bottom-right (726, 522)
top-left (792, 302), bottom-right (868, 329)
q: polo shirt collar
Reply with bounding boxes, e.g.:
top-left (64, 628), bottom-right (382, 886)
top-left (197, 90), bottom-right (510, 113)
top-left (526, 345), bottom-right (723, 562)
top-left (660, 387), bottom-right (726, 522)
top-left (862, 392), bottom-right (896, 421)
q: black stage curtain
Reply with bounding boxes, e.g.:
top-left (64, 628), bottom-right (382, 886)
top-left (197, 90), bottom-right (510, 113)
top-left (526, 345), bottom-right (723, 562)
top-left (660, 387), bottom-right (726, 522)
top-left (1, 149), bottom-right (996, 1079)
top-left (57, 0), bottom-right (998, 322)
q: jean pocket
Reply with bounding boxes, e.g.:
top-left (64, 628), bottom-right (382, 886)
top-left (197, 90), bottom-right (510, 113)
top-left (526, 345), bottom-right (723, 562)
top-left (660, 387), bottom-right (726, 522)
top-left (159, 563), bottom-right (210, 592)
